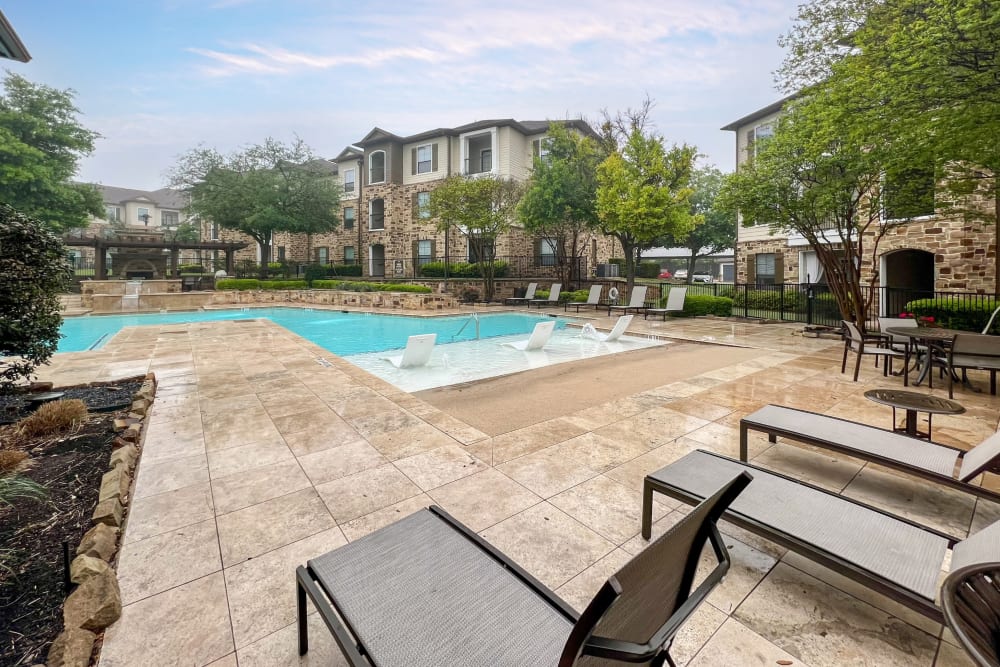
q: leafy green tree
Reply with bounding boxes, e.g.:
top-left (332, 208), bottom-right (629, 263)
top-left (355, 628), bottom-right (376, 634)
top-left (778, 0), bottom-right (1000, 292)
top-left (518, 122), bottom-right (601, 286)
top-left (428, 174), bottom-right (523, 301)
top-left (596, 127), bottom-right (697, 292)
top-left (0, 72), bottom-right (103, 232)
top-left (0, 204), bottom-right (72, 391)
top-left (659, 166), bottom-right (736, 283)
top-left (167, 221), bottom-right (200, 243)
top-left (717, 97), bottom-right (901, 326)
top-left (170, 138), bottom-right (340, 278)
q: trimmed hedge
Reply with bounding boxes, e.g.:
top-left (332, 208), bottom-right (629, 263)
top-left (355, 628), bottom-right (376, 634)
top-left (177, 263), bottom-right (205, 273)
top-left (311, 280), bottom-right (432, 293)
top-left (564, 289), bottom-right (592, 303)
top-left (418, 261), bottom-right (510, 278)
top-left (261, 280), bottom-right (308, 290)
top-left (680, 295), bottom-right (733, 317)
top-left (304, 264), bottom-right (327, 286)
top-left (732, 289), bottom-right (802, 311)
top-left (535, 289), bottom-right (574, 303)
top-left (328, 264), bottom-right (362, 277)
top-left (637, 261), bottom-right (660, 279)
top-left (905, 298), bottom-right (999, 332)
top-left (216, 279), bottom-right (260, 290)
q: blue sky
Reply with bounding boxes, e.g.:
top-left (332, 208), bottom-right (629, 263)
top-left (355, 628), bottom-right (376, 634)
top-left (5, 0), bottom-right (801, 190)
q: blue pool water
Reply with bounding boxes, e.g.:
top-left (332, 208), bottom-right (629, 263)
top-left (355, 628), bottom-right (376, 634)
top-left (58, 308), bottom-right (567, 355)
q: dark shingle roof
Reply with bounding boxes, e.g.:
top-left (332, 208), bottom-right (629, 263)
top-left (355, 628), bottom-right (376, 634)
top-left (91, 184), bottom-right (189, 210)
top-left (720, 93), bottom-right (799, 132)
top-left (347, 118), bottom-right (598, 153)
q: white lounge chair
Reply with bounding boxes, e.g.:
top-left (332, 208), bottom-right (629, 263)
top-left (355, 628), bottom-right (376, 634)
top-left (644, 287), bottom-right (687, 320)
top-left (383, 334), bottom-right (436, 368)
top-left (594, 315), bottom-right (633, 342)
top-left (504, 283), bottom-right (537, 306)
top-left (565, 285), bottom-right (603, 312)
top-left (608, 285), bottom-right (648, 316)
top-left (502, 321), bottom-right (555, 351)
top-left (530, 284), bottom-right (561, 308)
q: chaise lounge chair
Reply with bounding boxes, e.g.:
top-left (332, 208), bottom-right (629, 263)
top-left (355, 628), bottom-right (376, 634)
top-left (297, 472), bottom-right (752, 666)
top-left (608, 285), bottom-right (648, 316)
top-left (594, 315), bottom-right (633, 342)
top-left (642, 448), bottom-right (1000, 623)
top-left (504, 282), bottom-right (538, 306)
top-left (644, 287), bottom-right (687, 321)
top-left (382, 333), bottom-right (436, 368)
top-left (502, 320), bottom-right (555, 351)
top-left (565, 284), bottom-right (604, 312)
top-left (739, 404), bottom-right (1000, 503)
top-left (530, 283), bottom-right (562, 308)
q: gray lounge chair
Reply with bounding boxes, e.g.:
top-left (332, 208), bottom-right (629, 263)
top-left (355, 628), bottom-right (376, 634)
top-left (608, 285), bottom-right (648, 316)
top-left (644, 287), bottom-right (687, 320)
top-left (941, 562), bottom-right (1000, 667)
top-left (530, 283), bottom-right (561, 308)
top-left (739, 404), bottom-right (1000, 503)
top-left (565, 285), bottom-right (603, 312)
top-left (297, 475), bottom-right (751, 667)
top-left (642, 449), bottom-right (1000, 623)
top-left (504, 282), bottom-right (537, 306)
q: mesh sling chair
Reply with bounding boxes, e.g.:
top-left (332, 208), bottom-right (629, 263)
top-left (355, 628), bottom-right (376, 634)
top-left (942, 562), bottom-right (1000, 667)
top-left (296, 472), bottom-right (751, 667)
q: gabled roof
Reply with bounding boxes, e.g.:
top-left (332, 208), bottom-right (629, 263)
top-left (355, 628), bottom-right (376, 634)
top-left (91, 184), bottom-right (189, 209)
top-left (0, 11), bottom-right (30, 63)
top-left (333, 146), bottom-right (364, 162)
top-left (356, 127), bottom-right (405, 147)
top-left (350, 118), bottom-right (598, 151)
top-left (720, 93), bottom-right (799, 132)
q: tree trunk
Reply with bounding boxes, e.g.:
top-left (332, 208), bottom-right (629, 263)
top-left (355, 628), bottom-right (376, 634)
top-left (995, 188), bottom-right (999, 297)
top-left (686, 254), bottom-right (697, 284)
top-left (258, 231), bottom-right (272, 280)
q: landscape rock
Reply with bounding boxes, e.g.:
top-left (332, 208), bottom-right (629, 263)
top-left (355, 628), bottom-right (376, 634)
top-left (99, 466), bottom-right (130, 503)
top-left (63, 568), bottom-right (122, 631)
top-left (113, 418), bottom-right (128, 432)
top-left (92, 497), bottom-right (123, 527)
top-left (70, 555), bottom-right (110, 584)
top-left (28, 381), bottom-right (54, 392)
top-left (112, 436), bottom-right (134, 450)
top-left (121, 423), bottom-right (142, 443)
top-left (47, 627), bottom-right (96, 667)
top-left (76, 524), bottom-right (118, 560)
top-left (110, 443), bottom-right (138, 470)
top-left (130, 399), bottom-right (148, 415)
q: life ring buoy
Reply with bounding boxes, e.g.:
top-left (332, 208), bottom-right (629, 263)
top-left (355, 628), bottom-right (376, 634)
top-left (608, 287), bottom-right (620, 301)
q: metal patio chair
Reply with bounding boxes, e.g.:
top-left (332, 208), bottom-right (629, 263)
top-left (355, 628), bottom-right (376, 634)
top-left (942, 562), bottom-right (1000, 667)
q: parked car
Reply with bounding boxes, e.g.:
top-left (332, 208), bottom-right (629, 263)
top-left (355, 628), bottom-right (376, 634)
top-left (658, 269), bottom-right (673, 279)
top-left (692, 273), bottom-right (714, 283)
top-left (674, 269), bottom-right (688, 279)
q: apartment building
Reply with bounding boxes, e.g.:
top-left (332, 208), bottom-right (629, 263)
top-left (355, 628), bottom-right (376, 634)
top-left (722, 97), bottom-right (994, 301)
top-left (261, 118), bottom-right (619, 279)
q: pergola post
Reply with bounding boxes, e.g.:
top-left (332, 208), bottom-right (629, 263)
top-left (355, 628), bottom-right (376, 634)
top-left (94, 239), bottom-right (107, 279)
top-left (225, 249), bottom-right (235, 275)
top-left (169, 245), bottom-right (179, 277)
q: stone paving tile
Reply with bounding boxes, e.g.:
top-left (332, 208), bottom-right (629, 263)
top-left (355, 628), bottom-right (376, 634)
top-left (315, 463), bottom-right (422, 523)
top-left (428, 468), bottom-right (542, 531)
top-left (687, 617), bottom-right (809, 667)
top-left (117, 517), bottom-right (221, 605)
top-left (207, 439), bottom-right (294, 479)
top-left (211, 459), bottom-right (313, 514)
top-left (125, 481), bottom-right (215, 543)
top-left (392, 444), bottom-right (488, 491)
top-left (132, 452), bottom-right (209, 499)
top-left (296, 439), bottom-right (385, 485)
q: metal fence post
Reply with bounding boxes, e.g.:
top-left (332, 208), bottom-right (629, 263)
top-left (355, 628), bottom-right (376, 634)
top-left (806, 284), bottom-right (814, 325)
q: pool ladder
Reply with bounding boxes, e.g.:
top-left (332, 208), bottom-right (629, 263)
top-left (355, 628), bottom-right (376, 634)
top-left (452, 312), bottom-right (480, 341)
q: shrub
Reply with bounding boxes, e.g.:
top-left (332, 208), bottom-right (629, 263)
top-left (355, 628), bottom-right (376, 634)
top-left (216, 278), bottom-right (260, 290)
top-left (637, 261), bottom-right (661, 279)
top-left (17, 399), bottom-right (88, 438)
top-left (0, 450), bottom-right (27, 474)
top-left (235, 259), bottom-right (259, 278)
top-left (260, 280), bottom-right (308, 290)
top-left (905, 298), bottom-right (998, 332)
top-left (328, 264), bottom-right (362, 277)
top-left (0, 473), bottom-right (46, 510)
top-left (311, 280), bottom-right (432, 294)
top-left (732, 289), bottom-right (801, 312)
top-left (304, 264), bottom-right (327, 286)
top-left (419, 261), bottom-right (509, 278)
top-left (177, 263), bottom-right (204, 273)
top-left (0, 204), bottom-right (72, 392)
top-left (680, 295), bottom-right (733, 317)
top-left (564, 289), bottom-right (592, 303)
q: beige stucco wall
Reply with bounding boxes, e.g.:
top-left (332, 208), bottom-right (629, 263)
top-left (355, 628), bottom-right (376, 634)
top-left (402, 137), bottom-right (450, 185)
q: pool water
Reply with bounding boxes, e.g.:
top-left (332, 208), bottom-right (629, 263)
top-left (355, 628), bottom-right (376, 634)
top-left (57, 308), bottom-right (567, 355)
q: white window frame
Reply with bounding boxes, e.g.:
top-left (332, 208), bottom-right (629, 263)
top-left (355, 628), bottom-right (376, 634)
top-left (369, 198), bottom-right (385, 230)
top-left (539, 238), bottom-right (557, 266)
top-left (755, 253), bottom-right (777, 284)
top-left (105, 205), bottom-right (121, 222)
top-left (369, 151), bottom-right (386, 184)
top-left (343, 168), bottom-right (356, 193)
top-left (417, 239), bottom-right (433, 266)
top-left (539, 137), bottom-right (553, 162)
top-left (751, 123), bottom-right (773, 158)
top-left (316, 247), bottom-right (329, 264)
top-left (137, 207), bottom-right (150, 225)
top-left (416, 144), bottom-right (433, 174)
top-left (480, 149), bottom-right (492, 172)
top-left (416, 192), bottom-right (431, 220)
top-left (343, 206), bottom-right (355, 229)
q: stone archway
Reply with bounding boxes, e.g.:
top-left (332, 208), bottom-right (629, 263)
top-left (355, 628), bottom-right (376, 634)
top-left (880, 249), bottom-right (935, 316)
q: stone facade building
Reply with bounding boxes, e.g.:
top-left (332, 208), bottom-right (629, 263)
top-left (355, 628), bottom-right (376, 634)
top-left (722, 97), bottom-right (997, 304)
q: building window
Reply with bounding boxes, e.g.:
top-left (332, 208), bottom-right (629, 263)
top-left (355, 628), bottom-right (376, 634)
top-left (532, 137), bottom-right (553, 163)
top-left (344, 206), bottom-right (355, 230)
top-left (369, 151), bottom-right (385, 184)
top-left (137, 207), bottom-right (150, 225)
top-left (105, 205), bottom-right (121, 222)
top-left (344, 246), bottom-right (355, 264)
top-left (211, 223), bottom-right (219, 240)
top-left (369, 198), bottom-right (385, 230)
top-left (480, 149), bottom-right (492, 172)
top-left (417, 239), bottom-right (433, 267)
top-left (277, 246), bottom-right (286, 261)
top-left (539, 238), bottom-right (557, 266)
top-left (315, 247), bottom-right (329, 264)
top-left (161, 211), bottom-right (179, 227)
top-left (343, 168), bottom-right (356, 194)
top-left (883, 165), bottom-right (935, 220)
top-left (416, 192), bottom-right (431, 220)
top-left (416, 144), bottom-right (433, 174)
top-left (755, 253), bottom-right (777, 285)
top-left (746, 123), bottom-right (773, 160)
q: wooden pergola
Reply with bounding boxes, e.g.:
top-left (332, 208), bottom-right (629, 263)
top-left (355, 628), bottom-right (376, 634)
top-left (64, 237), bottom-right (250, 279)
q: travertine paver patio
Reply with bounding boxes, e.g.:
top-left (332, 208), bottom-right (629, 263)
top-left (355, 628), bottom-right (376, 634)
top-left (37, 309), bottom-right (1000, 667)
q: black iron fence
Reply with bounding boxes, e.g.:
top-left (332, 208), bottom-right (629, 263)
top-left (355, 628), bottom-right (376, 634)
top-left (241, 255), bottom-right (588, 281)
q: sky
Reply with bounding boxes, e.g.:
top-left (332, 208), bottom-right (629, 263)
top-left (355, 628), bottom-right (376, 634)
top-left (4, 0), bottom-right (802, 191)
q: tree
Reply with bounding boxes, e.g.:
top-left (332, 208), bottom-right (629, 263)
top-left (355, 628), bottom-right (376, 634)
top-left (518, 122), bottom-right (601, 287)
top-left (778, 0), bottom-right (1000, 293)
top-left (660, 166), bottom-right (736, 283)
top-left (170, 138), bottom-right (340, 277)
top-left (717, 97), bottom-right (900, 326)
top-left (0, 204), bottom-right (72, 392)
top-left (428, 174), bottom-right (523, 302)
top-left (596, 127), bottom-right (697, 292)
top-left (0, 72), bottom-right (103, 232)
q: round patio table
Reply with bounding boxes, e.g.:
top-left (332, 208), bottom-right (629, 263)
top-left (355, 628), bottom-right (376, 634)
top-left (863, 388), bottom-right (965, 440)
top-left (884, 327), bottom-right (966, 386)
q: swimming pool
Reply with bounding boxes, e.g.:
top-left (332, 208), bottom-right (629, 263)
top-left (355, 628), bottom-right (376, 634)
top-left (57, 308), bottom-right (567, 355)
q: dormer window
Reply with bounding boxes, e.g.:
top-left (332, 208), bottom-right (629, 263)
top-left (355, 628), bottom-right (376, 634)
top-left (369, 151), bottom-right (386, 184)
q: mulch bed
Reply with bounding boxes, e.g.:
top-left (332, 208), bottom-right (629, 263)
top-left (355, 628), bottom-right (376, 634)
top-left (0, 380), bottom-right (142, 666)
